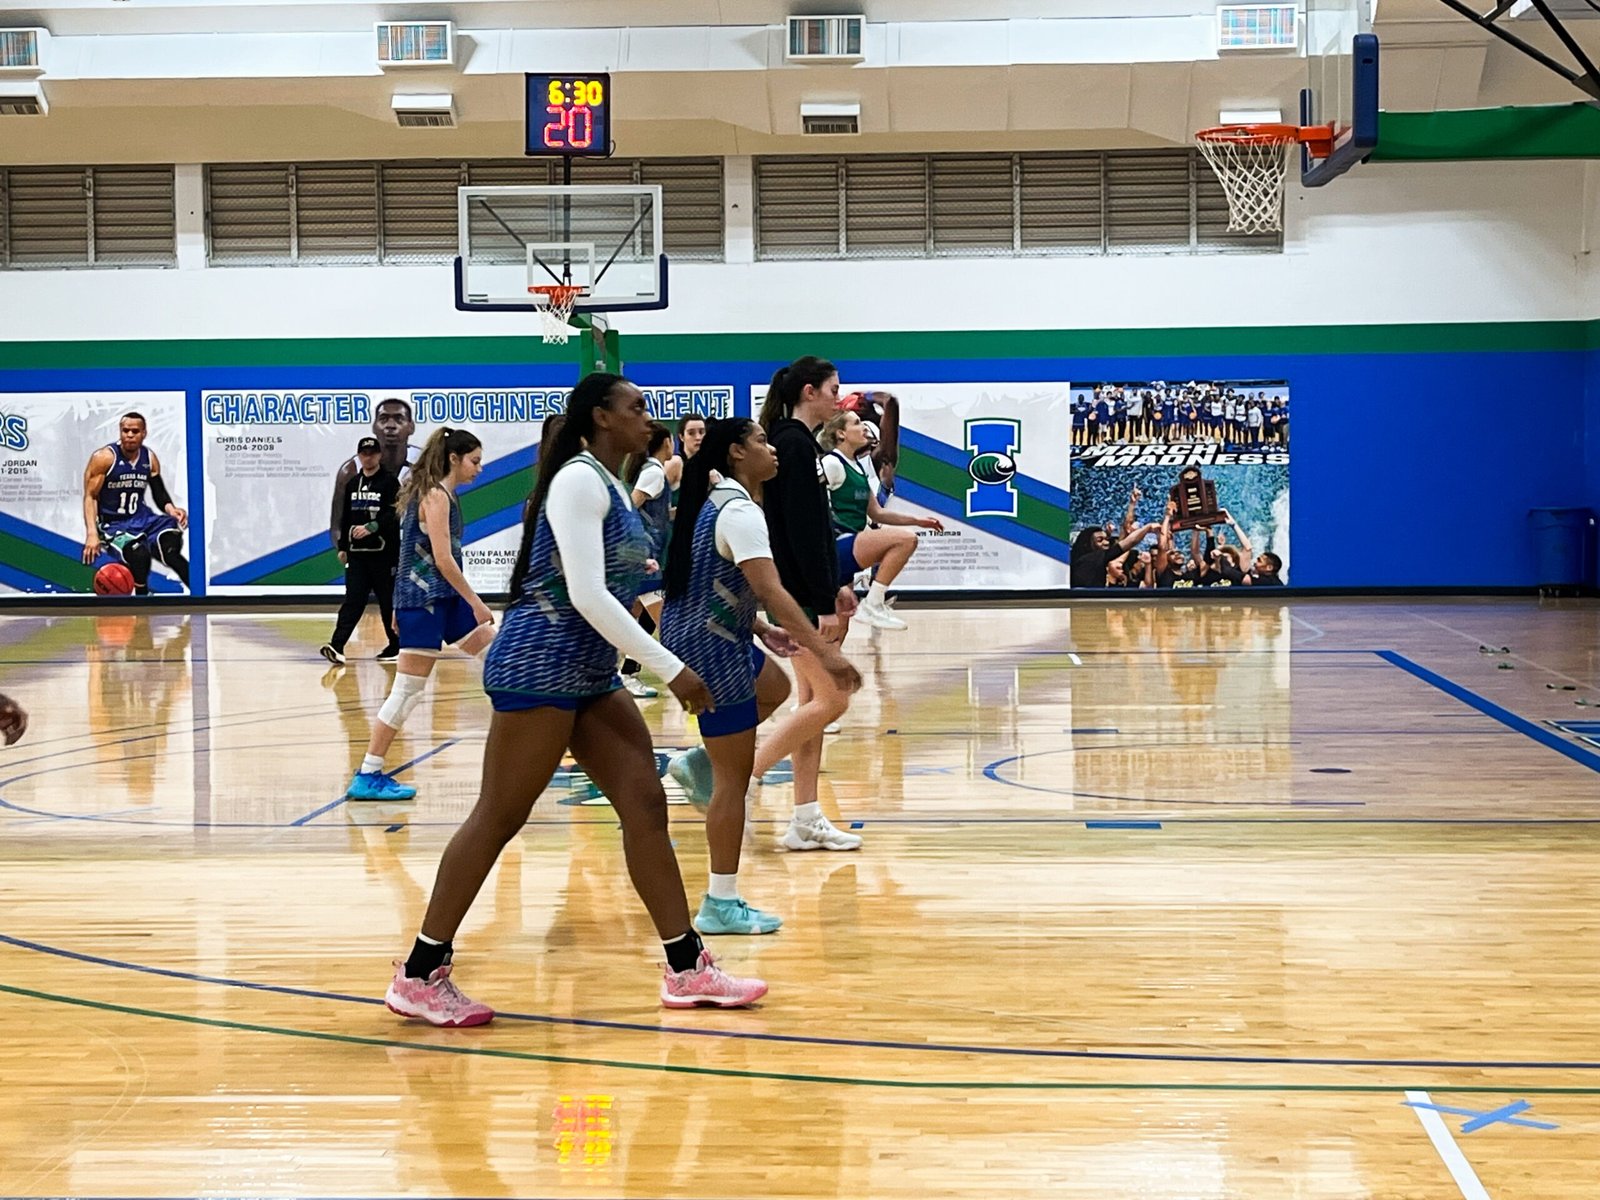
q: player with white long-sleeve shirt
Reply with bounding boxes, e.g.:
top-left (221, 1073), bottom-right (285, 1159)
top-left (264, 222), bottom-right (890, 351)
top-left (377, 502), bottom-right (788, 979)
top-left (383, 374), bottom-right (766, 1030)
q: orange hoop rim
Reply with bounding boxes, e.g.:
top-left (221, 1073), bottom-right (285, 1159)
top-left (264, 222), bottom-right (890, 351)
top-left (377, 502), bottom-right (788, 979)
top-left (1197, 122), bottom-right (1335, 158)
top-left (527, 283), bottom-right (586, 304)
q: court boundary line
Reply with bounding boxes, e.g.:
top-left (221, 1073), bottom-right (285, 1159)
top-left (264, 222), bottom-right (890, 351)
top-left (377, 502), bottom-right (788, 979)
top-left (1376, 651), bottom-right (1600, 774)
top-left (1406, 1089), bottom-right (1493, 1200)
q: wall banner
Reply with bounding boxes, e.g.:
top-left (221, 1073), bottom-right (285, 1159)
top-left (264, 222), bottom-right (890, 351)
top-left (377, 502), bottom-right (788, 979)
top-left (0, 392), bottom-right (191, 597)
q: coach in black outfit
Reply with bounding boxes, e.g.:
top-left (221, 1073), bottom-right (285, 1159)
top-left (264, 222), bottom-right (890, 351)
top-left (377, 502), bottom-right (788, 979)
top-left (320, 437), bottom-right (401, 665)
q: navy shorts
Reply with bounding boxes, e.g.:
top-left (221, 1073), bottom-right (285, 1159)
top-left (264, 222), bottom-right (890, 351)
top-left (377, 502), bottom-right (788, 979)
top-left (487, 676), bottom-right (623, 713)
top-left (698, 646), bottom-right (769, 738)
top-left (835, 532), bottom-right (860, 583)
top-left (101, 510), bottom-right (180, 552)
top-left (396, 594), bottom-right (482, 652)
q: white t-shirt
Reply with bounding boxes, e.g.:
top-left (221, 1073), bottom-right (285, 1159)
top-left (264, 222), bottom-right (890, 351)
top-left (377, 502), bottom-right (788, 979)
top-left (634, 458), bottom-right (668, 500)
top-left (712, 480), bottom-right (773, 564)
top-left (545, 456), bottom-right (684, 681)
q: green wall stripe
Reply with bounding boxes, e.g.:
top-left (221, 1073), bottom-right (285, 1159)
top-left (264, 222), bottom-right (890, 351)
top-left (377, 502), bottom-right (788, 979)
top-left (0, 530), bottom-right (89, 591)
top-left (0, 320), bottom-right (1591, 371)
top-left (898, 446), bottom-right (1070, 544)
top-left (1374, 105), bottom-right (1600, 162)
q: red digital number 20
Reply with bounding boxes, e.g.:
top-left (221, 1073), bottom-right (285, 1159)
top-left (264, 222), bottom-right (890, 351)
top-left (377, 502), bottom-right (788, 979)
top-left (543, 104), bottom-right (595, 150)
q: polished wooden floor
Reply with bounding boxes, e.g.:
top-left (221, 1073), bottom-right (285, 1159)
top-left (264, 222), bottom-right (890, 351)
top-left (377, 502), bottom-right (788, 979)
top-left (1, 597), bottom-right (1598, 1199)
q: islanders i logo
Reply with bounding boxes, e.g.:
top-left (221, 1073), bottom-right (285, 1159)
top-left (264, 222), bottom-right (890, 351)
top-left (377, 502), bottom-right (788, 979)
top-left (965, 418), bottom-right (1019, 518)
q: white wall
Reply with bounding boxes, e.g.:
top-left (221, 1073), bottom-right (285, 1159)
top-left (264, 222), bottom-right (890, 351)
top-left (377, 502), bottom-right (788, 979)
top-left (0, 158), bottom-right (1585, 343)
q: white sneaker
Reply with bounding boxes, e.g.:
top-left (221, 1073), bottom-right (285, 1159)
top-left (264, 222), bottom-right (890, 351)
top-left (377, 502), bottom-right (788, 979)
top-left (781, 813), bottom-right (862, 852)
top-left (856, 597), bottom-right (907, 631)
top-left (623, 674), bottom-right (659, 699)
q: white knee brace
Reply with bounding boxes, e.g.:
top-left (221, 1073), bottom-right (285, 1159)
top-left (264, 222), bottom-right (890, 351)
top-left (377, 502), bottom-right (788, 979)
top-left (377, 672), bottom-right (427, 731)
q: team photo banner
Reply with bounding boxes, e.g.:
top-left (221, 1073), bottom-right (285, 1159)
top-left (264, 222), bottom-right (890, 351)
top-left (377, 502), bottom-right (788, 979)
top-left (0, 392), bottom-right (191, 597)
top-left (1068, 380), bottom-right (1290, 589)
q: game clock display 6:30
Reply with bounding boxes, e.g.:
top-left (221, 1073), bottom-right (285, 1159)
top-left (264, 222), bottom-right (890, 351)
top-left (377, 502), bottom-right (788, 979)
top-left (524, 73), bottom-right (612, 156)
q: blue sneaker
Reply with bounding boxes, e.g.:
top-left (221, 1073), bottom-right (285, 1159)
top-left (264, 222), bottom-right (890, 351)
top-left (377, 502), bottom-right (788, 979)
top-left (667, 748), bottom-right (715, 811)
top-left (695, 894), bottom-right (783, 936)
top-left (347, 770), bottom-right (417, 801)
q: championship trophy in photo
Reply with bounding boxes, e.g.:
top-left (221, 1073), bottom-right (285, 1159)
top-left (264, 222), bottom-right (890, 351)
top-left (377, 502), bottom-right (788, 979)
top-left (1169, 466), bottom-right (1224, 531)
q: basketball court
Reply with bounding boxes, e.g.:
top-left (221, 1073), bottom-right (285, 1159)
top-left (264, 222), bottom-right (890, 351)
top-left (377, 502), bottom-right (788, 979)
top-left (2, 0), bottom-right (1600, 1197)
top-left (1, 599), bottom-right (1598, 1197)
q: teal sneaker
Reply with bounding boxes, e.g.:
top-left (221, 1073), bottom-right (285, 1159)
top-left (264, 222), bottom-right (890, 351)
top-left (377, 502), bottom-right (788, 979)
top-left (347, 770), bottom-right (417, 801)
top-left (695, 894), bottom-right (783, 936)
top-left (667, 747), bottom-right (715, 810)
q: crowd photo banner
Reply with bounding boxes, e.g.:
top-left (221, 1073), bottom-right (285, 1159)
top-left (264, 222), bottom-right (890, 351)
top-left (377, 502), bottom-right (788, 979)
top-left (1067, 380), bottom-right (1290, 589)
top-left (0, 392), bottom-right (191, 596)
top-left (203, 385), bottom-right (733, 596)
top-left (752, 382), bottom-right (1072, 591)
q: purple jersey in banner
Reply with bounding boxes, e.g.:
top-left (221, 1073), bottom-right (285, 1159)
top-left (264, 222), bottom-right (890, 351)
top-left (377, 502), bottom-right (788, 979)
top-left (97, 444), bottom-right (177, 541)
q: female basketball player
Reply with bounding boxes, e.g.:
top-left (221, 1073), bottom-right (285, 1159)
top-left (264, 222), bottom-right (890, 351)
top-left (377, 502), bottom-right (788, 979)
top-left (345, 427), bottom-right (494, 803)
top-left (818, 410), bottom-right (942, 631)
top-left (747, 356), bottom-right (863, 851)
top-left (660, 418), bottom-right (862, 934)
top-left (616, 422), bottom-right (679, 699)
top-left (384, 374), bottom-right (764, 1027)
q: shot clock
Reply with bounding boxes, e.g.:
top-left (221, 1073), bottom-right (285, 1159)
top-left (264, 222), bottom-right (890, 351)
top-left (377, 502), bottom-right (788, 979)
top-left (525, 73), bottom-right (613, 157)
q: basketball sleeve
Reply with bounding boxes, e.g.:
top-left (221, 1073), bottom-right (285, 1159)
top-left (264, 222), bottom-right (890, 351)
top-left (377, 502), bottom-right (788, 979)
top-left (715, 498), bottom-right (773, 564)
top-left (546, 465), bottom-right (685, 681)
top-left (635, 460), bottom-right (667, 500)
top-left (821, 455), bottom-right (846, 492)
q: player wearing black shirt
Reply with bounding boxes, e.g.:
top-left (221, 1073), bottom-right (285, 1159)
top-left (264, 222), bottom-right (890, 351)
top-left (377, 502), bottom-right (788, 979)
top-left (321, 437), bottom-right (402, 664)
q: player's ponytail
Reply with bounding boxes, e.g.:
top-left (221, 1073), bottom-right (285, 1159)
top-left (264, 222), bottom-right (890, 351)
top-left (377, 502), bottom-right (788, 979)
top-left (758, 356), bottom-right (837, 431)
top-left (663, 417), bottom-right (754, 602)
top-left (624, 421), bottom-right (672, 487)
top-left (396, 426), bottom-right (481, 514)
top-left (507, 372), bottom-right (628, 602)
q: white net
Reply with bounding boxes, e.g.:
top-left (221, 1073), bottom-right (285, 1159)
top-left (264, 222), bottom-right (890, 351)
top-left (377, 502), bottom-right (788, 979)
top-left (1196, 135), bottom-right (1292, 235)
top-left (532, 286), bottom-right (582, 345)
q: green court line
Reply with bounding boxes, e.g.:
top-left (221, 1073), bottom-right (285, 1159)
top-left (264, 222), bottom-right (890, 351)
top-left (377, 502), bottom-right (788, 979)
top-left (6, 981), bottom-right (1600, 1095)
top-left (0, 321), bottom-right (1590, 372)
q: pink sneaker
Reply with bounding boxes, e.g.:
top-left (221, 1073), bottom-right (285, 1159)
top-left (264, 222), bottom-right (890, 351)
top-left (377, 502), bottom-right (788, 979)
top-left (384, 961), bottom-right (495, 1028)
top-left (660, 949), bottom-right (768, 1009)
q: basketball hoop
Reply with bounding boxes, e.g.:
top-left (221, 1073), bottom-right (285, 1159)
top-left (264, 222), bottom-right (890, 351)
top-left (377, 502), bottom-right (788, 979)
top-left (528, 283), bottom-right (585, 344)
top-left (1195, 123), bottom-right (1333, 235)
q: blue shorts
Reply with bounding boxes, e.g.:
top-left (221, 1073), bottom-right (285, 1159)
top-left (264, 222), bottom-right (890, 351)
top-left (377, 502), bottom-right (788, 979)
top-left (487, 675), bottom-right (622, 713)
top-left (396, 594), bottom-right (482, 652)
top-left (699, 646), bottom-right (768, 737)
top-left (835, 533), bottom-right (860, 582)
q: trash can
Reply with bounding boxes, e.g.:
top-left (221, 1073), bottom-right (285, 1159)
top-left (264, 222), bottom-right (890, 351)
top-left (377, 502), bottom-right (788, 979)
top-left (1528, 507), bottom-right (1596, 594)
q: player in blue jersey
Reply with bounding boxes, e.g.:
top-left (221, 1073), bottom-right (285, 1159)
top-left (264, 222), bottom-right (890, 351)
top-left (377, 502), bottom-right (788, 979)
top-left (80, 412), bottom-right (190, 594)
top-left (384, 374), bottom-right (765, 1028)
top-left (660, 418), bottom-right (861, 935)
top-left (618, 421), bottom-right (680, 699)
top-left (345, 426), bottom-right (495, 803)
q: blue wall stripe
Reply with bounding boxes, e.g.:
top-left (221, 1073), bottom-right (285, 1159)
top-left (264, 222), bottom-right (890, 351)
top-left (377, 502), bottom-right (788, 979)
top-left (1377, 651), bottom-right (1600, 774)
top-left (899, 427), bottom-right (1073, 510)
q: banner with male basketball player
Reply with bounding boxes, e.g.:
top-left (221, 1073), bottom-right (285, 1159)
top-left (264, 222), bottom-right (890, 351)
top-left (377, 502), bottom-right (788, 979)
top-left (201, 385), bottom-right (736, 596)
top-left (0, 392), bottom-right (190, 596)
top-left (1067, 380), bottom-right (1290, 589)
top-left (751, 382), bottom-right (1072, 592)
